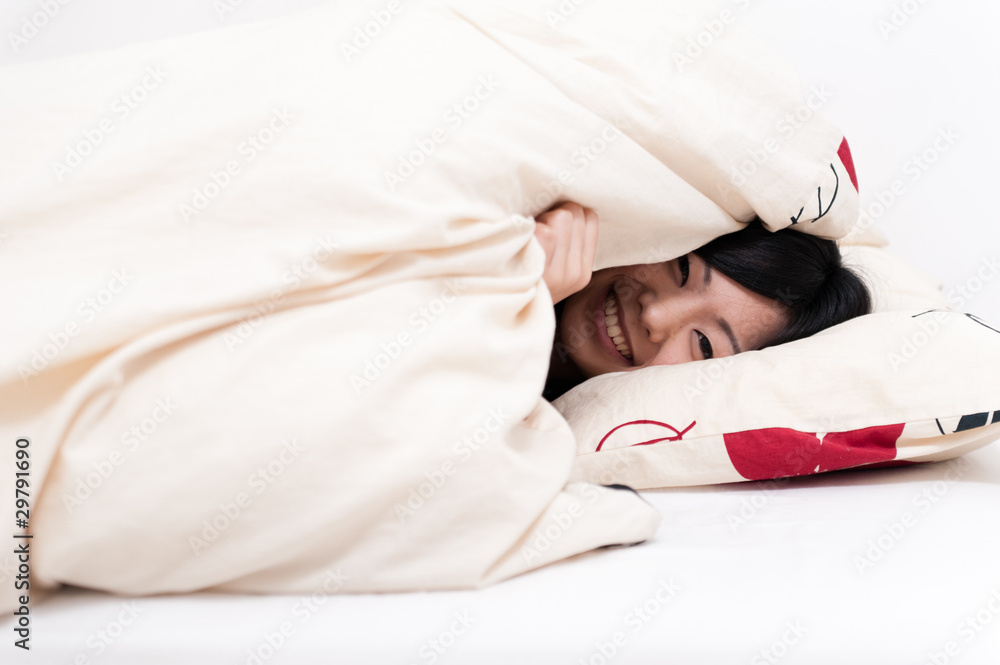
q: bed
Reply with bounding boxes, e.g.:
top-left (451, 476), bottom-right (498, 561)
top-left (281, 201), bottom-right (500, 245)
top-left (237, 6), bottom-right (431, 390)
top-left (12, 455), bottom-right (1000, 664)
top-left (2, 0), bottom-right (999, 663)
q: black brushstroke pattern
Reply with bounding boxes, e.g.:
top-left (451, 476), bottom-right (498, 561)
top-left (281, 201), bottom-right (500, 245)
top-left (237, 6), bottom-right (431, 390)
top-left (912, 309), bottom-right (942, 318)
top-left (955, 412), bottom-right (990, 432)
top-left (966, 313), bottom-right (1000, 335)
top-left (790, 163), bottom-right (840, 225)
top-left (936, 410), bottom-right (999, 434)
top-left (912, 310), bottom-right (1000, 335)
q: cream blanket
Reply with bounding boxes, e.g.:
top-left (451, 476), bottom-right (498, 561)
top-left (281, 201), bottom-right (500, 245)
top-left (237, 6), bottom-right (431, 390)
top-left (0, 0), bottom-right (854, 610)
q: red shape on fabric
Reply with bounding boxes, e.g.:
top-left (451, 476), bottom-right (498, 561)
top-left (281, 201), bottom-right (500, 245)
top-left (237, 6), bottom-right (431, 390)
top-left (596, 419), bottom-right (696, 452)
top-left (838, 137), bottom-right (859, 192)
top-left (723, 423), bottom-right (904, 480)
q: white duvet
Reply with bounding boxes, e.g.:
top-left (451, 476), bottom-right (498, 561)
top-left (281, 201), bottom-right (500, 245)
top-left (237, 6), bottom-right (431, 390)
top-left (0, 0), bottom-right (856, 611)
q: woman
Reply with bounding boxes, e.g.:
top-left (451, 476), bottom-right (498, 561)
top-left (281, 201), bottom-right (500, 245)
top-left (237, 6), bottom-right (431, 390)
top-left (537, 202), bottom-right (872, 401)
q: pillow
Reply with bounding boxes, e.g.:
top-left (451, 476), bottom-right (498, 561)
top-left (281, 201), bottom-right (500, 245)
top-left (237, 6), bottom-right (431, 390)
top-left (558, 238), bottom-right (1000, 488)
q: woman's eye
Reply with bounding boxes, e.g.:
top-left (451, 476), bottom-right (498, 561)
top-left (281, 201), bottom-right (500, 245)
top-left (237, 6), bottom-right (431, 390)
top-left (696, 331), bottom-right (713, 360)
top-left (678, 254), bottom-right (690, 287)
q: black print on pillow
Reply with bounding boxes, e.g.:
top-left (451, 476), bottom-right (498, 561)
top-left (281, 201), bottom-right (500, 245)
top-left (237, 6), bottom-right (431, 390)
top-left (935, 410), bottom-right (1000, 435)
top-left (790, 163), bottom-right (839, 225)
top-left (966, 313), bottom-right (1000, 335)
top-left (912, 310), bottom-right (1000, 335)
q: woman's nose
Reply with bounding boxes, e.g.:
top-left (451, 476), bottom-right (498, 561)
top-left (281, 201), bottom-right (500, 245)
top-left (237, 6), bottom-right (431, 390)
top-left (638, 289), bottom-right (699, 344)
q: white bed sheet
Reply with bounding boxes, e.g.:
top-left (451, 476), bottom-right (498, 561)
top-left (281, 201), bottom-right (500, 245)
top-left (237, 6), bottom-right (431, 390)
top-left (3, 0), bottom-right (999, 662)
top-left (5, 444), bottom-right (1000, 664)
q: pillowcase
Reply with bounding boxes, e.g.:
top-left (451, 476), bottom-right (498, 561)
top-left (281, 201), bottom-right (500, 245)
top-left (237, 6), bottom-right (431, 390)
top-left (557, 238), bottom-right (1000, 488)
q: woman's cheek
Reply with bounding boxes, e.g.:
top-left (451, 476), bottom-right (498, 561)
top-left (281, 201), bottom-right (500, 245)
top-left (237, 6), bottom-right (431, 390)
top-left (616, 284), bottom-right (637, 301)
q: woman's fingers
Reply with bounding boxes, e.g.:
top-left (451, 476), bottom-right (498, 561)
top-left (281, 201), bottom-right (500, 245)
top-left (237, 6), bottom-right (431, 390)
top-left (565, 205), bottom-right (586, 286)
top-left (570, 205), bottom-right (598, 295)
top-left (532, 201), bottom-right (599, 303)
top-left (583, 205), bottom-right (599, 274)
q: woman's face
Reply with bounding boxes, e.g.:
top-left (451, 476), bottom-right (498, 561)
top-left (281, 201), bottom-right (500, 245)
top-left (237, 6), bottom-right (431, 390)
top-left (556, 253), bottom-right (790, 378)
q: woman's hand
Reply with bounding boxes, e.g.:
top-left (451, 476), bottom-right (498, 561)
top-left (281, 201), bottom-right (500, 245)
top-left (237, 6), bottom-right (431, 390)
top-left (532, 201), bottom-right (600, 304)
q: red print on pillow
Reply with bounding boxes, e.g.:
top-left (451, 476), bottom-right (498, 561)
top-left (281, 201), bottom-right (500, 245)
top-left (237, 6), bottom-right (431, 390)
top-left (596, 419), bottom-right (696, 452)
top-left (723, 423), bottom-right (904, 481)
top-left (838, 137), bottom-right (859, 192)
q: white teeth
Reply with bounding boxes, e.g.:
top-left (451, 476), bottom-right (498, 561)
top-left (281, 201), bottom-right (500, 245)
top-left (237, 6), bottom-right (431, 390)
top-left (603, 290), bottom-right (632, 360)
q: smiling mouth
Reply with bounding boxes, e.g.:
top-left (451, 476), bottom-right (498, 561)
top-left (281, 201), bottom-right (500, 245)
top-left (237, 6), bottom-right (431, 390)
top-left (602, 285), bottom-right (633, 361)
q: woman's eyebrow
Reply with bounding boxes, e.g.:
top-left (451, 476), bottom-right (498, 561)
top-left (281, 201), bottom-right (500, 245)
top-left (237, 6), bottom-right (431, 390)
top-left (718, 318), bottom-right (741, 355)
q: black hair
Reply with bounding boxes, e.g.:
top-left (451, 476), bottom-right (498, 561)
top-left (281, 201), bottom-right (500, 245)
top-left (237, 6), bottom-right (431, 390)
top-left (692, 218), bottom-right (872, 349)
